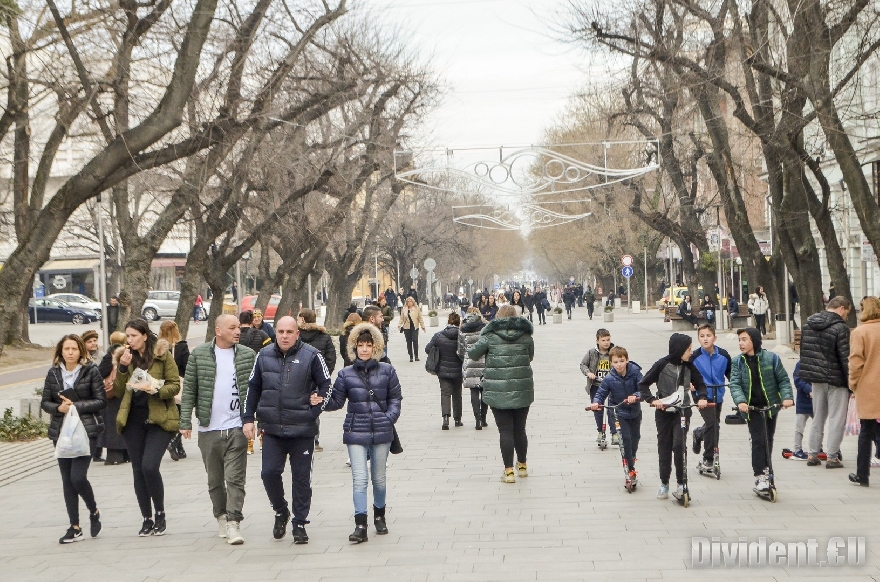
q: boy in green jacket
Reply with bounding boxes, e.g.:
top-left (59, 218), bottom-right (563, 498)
top-left (729, 328), bottom-right (793, 493)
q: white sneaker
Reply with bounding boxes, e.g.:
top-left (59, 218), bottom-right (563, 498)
top-left (755, 475), bottom-right (769, 492)
top-left (217, 514), bottom-right (227, 538)
top-left (226, 521), bottom-right (244, 545)
top-left (656, 484), bottom-right (669, 499)
top-left (872, 457), bottom-right (880, 469)
top-left (672, 484), bottom-right (684, 499)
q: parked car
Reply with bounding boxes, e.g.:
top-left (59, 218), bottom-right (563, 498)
top-left (29, 298), bottom-right (101, 324)
top-left (47, 293), bottom-right (103, 314)
top-left (142, 290), bottom-right (209, 321)
top-left (240, 295), bottom-right (281, 321)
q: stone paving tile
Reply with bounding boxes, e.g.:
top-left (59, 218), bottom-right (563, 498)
top-left (2, 307), bottom-right (878, 580)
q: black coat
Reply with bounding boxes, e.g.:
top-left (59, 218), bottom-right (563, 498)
top-left (323, 357), bottom-right (402, 445)
top-left (298, 323), bottom-right (338, 374)
top-left (798, 311), bottom-right (850, 386)
top-left (240, 326), bottom-right (270, 354)
top-left (244, 340), bottom-right (331, 438)
top-left (173, 341), bottom-right (190, 378)
top-left (41, 363), bottom-right (107, 440)
top-left (426, 326), bottom-right (463, 380)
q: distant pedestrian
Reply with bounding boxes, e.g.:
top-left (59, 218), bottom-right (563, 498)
top-left (748, 287), bottom-right (770, 335)
top-left (398, 296), bottom-right (425, 362)
top-left (534, 287), bottom-right (548, 325)
top-left (106, 296), bottom-right (120, 336)
top-left (828, 282), bottom-right (836, 301)
top-left (510, 289), bottom-right (525, 317)
top-left (159, 321), bottom-right (190, 462)
top-left (522, 289), bottom-right (534, 322)
top-left (468, 305), bottom-right (535, 483)
top-left (846, 296), bottom-right (880, 486)
top-left (238, 310), bottom-right (271, 353)
top-left (459, 309), bottom-right (488, 430)
top-left (677, 294), bottom-right (698, 328)
top-left (97, 330), bottom-right (130, 465)
top-left (112, 319), bottom-right (181, 537)
top-left (339, 313), bottom-right (362, 368)
top-left (583, 286), bottom-right (596, 320)
top-left (193, 295), bottom-right (204, 324)
top-left (480, 294), bottom-right (498, 321)
top-left (799, 296), bottom-right (851, 468)
top-left (253, 309), bottom-right (275, 342)
top-left (426, 313), bottom-right (463, 430)
top-left (42, 334), bottom-right (107, 544)
top-left (298, 308), bottom-right (338, 453)
top-left (231, 282), bottom-right (238, 303)
top-left (562, 286), bottom-right (575, 320)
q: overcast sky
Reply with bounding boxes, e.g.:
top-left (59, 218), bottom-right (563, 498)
top-left (379, 0), bottom-right (586, 149)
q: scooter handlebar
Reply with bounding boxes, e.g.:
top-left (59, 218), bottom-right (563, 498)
top-left (731, 404), bottom-right (782, 412)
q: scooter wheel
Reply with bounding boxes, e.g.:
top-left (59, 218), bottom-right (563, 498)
top-left (625, 481), bottom-right (633, 493)
top-left (715, 469), bottom-right (721, 481)
top-left (682, 492), bottom-right (690, 508)
top-left (769, 489), bottom-right (777, 503)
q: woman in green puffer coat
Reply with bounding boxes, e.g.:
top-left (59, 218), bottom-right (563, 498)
top-left (468, 305), bottom-right (534, 483)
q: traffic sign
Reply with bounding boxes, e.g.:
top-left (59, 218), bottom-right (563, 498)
top-left (622, 254), bottom-right (633, 267)
top-left (424, 258), bottom-right (436, 271)
top-left (622, 266), bottom-right (634, 279)
top-left (410, 267), bottom-right (419, 279)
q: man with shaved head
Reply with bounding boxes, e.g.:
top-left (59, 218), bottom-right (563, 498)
top-left (243, 315), bottom-right (331, 544)
top-left (180, 313), bottom-right (257, 544)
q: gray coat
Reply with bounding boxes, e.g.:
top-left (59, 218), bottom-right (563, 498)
top-left (458, 315), bottom-right (486, 389)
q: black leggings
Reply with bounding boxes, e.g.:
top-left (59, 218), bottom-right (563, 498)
top-left (123, 417), bottom-right (173, 517)
top-left (655, 409), bottom-right (690, 484)
top-left (403, 328), bottom-right (419, 358)
top-left (754, 313), bottom-right (767, 335)
top-left (57, 438), bottom-right (98, 525)
top-left (470, 388), bottom-right (488, 421)
top-left (857, 419), bottom-right (879, 480)
top-left (491, 406), bottom-right (530, 468)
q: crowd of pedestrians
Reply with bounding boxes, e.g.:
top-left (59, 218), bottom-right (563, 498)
top-left (36, 280), bottom-right (880, 550)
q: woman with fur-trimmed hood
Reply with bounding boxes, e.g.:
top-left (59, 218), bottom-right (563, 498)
top-left (111, 318), bottom-right (180, 537)
top-left (321, 322), bottom-right (402, 544)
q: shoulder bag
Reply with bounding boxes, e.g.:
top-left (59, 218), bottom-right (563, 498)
top-left (355, 368), bottom-right (403, 454)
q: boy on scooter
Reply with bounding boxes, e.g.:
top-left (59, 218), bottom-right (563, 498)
top-left (580, 329), bottom-right (617, 446)
top-left (639, 333), bottom-right (708, 500)
top-left (729, 328), bottom-right (793, 493)
top-left (590, 346), bottom-right (642, 479)
top-left (690, 324), bottom-right (732, 473)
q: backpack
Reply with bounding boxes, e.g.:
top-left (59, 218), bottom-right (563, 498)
top-left (425, 340), bottom-right (441, 375)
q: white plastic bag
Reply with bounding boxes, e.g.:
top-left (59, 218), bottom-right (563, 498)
top-left (54, 406), bottom-right (91, 459)
top-left (126, 368), bottom-right (164, 394)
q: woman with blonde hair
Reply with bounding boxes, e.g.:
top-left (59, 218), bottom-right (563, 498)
top-left (159, 321), bottom-right (189, 461)
top-left (398, 296), bottom-right (426, 362)
top-left (848, 296), bottom-right (880, 487)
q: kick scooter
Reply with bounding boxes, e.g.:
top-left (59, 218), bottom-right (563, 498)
top-left (735, 404), bottom-right (781, 503)
top-left (656, 388), bottom-right (714, 508)
top-left (600, 402), bottom-right (638, 492)
top-left (696, 385), bottom-right (725, 480)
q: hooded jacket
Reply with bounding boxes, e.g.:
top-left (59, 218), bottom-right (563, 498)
top-left (729, 331), bottom-right (793, 419)
top-left (243, 339), bottom-right (331, 438)
top-left (112, 339), bottom-right (180, 433)
top-left (580, 343), bottom-right (615, 391)
top-left (690, 345), bottom-right (732, 402)
top-left (748, 293), bottom-right (770, 315)
top-left (426, 325), bottom-right (463, 380)
top-left (468, 316), bottom-right (534, 409)
top-left (458, 314), bottom-right (486, 389)
top-left (323, 323), bottom-right (402, 445)
top-left (593, 361), bottom-right (642, 420)
top-left (180, 340), bottom-right (256, 431)
top-left (239, 326), bottom-right (270, 354)
top-left (42, 362), bottom-right (107, 440)
top-left (798, 310), bottom-right (850, 387)
top-left (638, 333), bottom-right (707, 411)
top-left (298, 322), bottom-right (338, 375)
top-left (793, 361), bottom-right (813, 416)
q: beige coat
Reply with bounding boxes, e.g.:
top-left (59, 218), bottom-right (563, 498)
top-left (849, 319), bottom-right (880, 419)
top-left (398, 306), bottom-right (425, 331)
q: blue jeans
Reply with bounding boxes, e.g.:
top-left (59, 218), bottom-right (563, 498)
top-left (347, 443), bottom-right (391, 515)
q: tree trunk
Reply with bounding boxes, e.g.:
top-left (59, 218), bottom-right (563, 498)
top-left (325, 267), bottom-right (362, 331)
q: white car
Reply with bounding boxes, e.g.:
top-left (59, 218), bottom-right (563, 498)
top-left (142, 290), bottom-right (209, 321)
top-left (47, 293), bottom-right (103, 314)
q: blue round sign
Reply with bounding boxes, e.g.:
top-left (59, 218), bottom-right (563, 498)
top-left (622, 266), bottom-right (634, 279)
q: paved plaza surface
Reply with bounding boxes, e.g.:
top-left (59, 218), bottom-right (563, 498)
top-left (1, 307), bottom-right (877, 581)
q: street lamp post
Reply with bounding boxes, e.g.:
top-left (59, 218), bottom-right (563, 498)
top-left (97, 194), bottom-right (109, 351)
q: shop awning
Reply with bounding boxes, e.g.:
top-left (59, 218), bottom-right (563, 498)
top-left (41, 259), bottom-right (100, 272)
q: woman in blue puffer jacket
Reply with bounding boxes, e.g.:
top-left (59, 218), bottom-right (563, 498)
top-left (322, 322), bottom-right (402, 544)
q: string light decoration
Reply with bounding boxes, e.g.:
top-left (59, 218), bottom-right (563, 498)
top-left (393, 142), bottom-right (659, 230)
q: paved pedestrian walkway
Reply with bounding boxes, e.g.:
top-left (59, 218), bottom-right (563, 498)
top-left (1, 307), bottom-right (877, 580)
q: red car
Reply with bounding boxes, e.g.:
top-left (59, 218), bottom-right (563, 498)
top-left (240, 295), bottom-right (281, 321)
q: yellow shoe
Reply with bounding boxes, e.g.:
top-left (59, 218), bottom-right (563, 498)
top-left (247, 440), bottom-right (254, 455)
top-left (516, 462), bottom-right (528, 478)
top-left (501, 469), bottom-right (516, 483)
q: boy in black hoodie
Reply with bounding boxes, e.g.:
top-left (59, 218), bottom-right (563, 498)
top-left (638, 333), bottom-right (708, 500)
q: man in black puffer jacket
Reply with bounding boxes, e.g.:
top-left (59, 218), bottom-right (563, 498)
top-left (243, 316), bottom-right (331, 545)
top-left (426, 312), bottom-right (463, 430)
top-left (798, 296), bottom-right (852, 468)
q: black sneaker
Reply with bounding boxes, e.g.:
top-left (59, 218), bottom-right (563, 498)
top-left (273, 510), bottom-right (290, 540)
top-left (153, 513), bottom-right (167, 536)
top-left (167, 440), bottom-right (180, 461)
top-left (59, 526), bottom-right (83, 544)
top-left (292, 524), bottom-right (309, 544)
top-left (138, 518), bottom-right (155, 537)
top-left (89, 511), bottom-right (102, 538)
